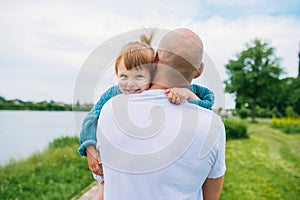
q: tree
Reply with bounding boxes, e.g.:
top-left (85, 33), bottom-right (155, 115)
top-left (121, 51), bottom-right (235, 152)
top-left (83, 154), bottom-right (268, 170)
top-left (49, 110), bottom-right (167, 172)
top-left (225, 39), bottom-right (283, 121)
top-left (285, 77), bottom-right (300, 115)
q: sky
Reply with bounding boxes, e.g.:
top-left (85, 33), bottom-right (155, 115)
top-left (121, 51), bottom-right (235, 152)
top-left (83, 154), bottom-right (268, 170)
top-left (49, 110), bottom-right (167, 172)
top-left (0, 0), bottom-right (299, 109)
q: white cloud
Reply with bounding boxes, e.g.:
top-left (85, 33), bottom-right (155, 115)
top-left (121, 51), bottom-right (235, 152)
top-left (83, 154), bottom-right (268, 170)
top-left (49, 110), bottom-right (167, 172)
top-left (189, 15), bottom-right (300, 79)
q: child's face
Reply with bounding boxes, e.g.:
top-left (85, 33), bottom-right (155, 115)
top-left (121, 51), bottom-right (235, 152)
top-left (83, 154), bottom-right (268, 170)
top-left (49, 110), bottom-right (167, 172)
top-left (117, 60), bottom-right (151, 94)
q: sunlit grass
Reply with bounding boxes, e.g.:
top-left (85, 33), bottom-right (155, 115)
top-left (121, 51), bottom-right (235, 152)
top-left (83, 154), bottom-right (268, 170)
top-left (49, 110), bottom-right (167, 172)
top-left (0, 136), bottom-right (94, 200)
top-left (221, 118), bottom-right (300, 199)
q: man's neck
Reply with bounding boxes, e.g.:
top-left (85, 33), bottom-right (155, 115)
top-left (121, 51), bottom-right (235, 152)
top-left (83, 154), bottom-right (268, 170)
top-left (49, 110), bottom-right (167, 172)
top-left (149, 84), bottom-right (167, 90)
top-left (150, 69), bottom-right (191, 90)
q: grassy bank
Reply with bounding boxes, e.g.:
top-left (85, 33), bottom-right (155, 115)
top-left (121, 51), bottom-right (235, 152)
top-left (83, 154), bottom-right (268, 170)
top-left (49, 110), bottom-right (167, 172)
top-left (1, 119), bottom-right (299, 199)
top-left (221, 118), bottom-right (300, 199)
top-left (0, 136), bottom-right (94, 200)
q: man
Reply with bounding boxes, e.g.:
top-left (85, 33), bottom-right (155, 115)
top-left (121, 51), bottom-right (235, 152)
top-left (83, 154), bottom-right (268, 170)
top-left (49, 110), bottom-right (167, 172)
top-left (96, 28), bottom-right (226, 200)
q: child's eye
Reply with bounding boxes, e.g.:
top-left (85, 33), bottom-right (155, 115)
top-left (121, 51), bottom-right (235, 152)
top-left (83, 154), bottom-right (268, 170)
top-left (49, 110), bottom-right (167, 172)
top-left (120, 74), bottom-right (128, 79)
top-left (136, 75), bottom-right (144, 79)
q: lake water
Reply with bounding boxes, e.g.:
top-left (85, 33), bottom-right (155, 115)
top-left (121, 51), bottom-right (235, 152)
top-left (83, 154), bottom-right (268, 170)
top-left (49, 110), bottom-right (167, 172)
top-left (0, 110), bottom-right (87, 165)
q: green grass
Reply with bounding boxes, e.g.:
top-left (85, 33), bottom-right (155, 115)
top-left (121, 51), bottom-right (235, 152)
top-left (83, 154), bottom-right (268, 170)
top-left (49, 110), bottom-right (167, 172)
top-left (0, 136), bottom-right (94, 200)
top-left (221, 118), bottom-right (300, 199)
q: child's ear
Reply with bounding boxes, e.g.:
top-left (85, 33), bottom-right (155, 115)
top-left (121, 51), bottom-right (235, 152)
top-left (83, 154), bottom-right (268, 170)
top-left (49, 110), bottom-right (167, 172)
top-left (194, 63), bottom-right (204, 78)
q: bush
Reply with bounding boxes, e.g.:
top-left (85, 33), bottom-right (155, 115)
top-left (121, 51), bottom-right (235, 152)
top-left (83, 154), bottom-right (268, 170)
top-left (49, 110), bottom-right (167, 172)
top-left (255, 106), bottom-right (274, 118)
top-left (224, 118), bottom-right (249, 140)
top-left (285, 106), bottom-right (297, 118)
top-left (282, 125), bottom-right (300, 134)
top-left (48, 136), bottom-right (79, 149)
top-left (272, 115), bottom-right (300, 134)
top-left (238, 106), bottom-right (250, 119)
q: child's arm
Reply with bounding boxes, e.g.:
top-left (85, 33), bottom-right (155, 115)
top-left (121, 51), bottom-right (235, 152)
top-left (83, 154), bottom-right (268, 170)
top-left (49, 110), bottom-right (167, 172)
top-left (165, 84), bottom-right (215, 109)
top-left (186, 84), bottom-right (215, 109)
top-left (79, 86), bottom-right (122, 176)
top-left (78, 85), bottom-right (122, 157)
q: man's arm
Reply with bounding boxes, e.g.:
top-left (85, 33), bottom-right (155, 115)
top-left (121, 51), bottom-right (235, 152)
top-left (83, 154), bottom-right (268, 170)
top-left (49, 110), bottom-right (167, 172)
top-left (202, 176), bottom-right (224, 200)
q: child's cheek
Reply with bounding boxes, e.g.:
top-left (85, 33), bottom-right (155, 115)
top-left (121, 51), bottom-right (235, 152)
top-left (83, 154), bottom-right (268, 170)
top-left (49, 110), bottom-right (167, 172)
top-left (140, 81), bottom-right (150, 91)
top-left (118, 81), bottom-right (126, 92)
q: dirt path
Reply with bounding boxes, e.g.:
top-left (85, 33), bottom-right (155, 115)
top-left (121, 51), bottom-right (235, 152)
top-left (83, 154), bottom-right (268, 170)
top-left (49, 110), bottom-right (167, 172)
top-left (72, 182), bottom-right (100, 200)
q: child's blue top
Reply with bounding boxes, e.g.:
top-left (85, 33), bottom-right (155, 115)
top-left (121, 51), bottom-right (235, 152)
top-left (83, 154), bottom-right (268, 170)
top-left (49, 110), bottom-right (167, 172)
top-left (78, 84), bottom-right (215, 156)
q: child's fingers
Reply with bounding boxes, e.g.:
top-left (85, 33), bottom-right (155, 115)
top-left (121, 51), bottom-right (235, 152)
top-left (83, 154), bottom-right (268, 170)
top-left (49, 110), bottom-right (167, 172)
top-left (172, 95), bottom-right (181, 104)
top-left (171, 95), bottom-right (177, 104)
top-left (167, 92), bottom-right (173, 102)
top-left (168, 93), bottom-right (174, 103)
top-left (178, 97), bottom-right (185, 104)
top-left (176, 97), bottom-right (181, 104)
top-left (166, 91), bottom-right (179, 104)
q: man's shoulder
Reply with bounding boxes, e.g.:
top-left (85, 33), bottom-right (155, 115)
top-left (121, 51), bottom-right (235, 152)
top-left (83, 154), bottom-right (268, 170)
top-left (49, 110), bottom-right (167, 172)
top-left (110, 90), bottom-right (167, 102)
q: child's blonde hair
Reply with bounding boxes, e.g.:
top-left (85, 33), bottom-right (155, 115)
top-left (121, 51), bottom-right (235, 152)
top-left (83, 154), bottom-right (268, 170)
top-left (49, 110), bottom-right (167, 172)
top-left (115, 33), bottom-right (155, 74)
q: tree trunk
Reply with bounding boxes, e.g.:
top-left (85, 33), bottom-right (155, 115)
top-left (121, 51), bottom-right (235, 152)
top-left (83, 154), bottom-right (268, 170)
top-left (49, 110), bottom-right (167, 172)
top-left (251, 97), bottom-right (256, 122)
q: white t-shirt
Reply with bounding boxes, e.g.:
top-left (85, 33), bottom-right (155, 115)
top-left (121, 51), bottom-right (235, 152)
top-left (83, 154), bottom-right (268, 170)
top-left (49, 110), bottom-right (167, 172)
top-left (97, 90), bottom-right (226, 200)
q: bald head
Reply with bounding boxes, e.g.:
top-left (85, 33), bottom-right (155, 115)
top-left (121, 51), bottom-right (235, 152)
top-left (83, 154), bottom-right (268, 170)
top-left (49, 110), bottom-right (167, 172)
top-left (155, 28), bottom-right (204, 85)
top-left (173, 28), bottom-right (203, 49)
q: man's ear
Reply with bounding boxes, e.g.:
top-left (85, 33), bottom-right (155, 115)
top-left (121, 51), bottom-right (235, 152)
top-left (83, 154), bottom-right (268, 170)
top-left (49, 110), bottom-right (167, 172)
top-left (151, 52), bottom-right (159, 71)
top-left (153, 52), bottom-right (159, 63)
top-left (194, 63), bottom-right (204, 78)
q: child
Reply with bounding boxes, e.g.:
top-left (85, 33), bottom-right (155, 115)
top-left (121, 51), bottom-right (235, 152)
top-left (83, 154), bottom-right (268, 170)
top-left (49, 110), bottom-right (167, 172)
top-left (78, 33), bottom-right (214, 199)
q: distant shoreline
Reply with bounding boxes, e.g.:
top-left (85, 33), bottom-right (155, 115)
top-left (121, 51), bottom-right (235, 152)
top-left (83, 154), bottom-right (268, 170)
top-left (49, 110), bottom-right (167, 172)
top-left (0, 96), bottom-right (93, 111)
top-left (0, 109), bottom-right (87, 112)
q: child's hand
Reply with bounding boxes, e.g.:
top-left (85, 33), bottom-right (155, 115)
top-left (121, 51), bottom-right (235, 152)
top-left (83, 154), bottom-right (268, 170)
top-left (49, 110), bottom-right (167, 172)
top-left (165, 87), bottom-right (199, 104)
top-left (86, 145), bottom-right (103, 176)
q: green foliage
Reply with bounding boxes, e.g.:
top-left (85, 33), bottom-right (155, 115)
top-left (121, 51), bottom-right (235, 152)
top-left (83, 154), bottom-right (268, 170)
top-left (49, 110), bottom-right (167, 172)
top-left (48, 136), bottom-right (80, 149)
top-left (224, 118), bottom-right (249, 139)
top-left (272, 77), bottom-right (300, 116)
top-left (255, 106), bottom-right (276, 118)
top-left (0, 95), bottom-right (94, 112)
top-left (0, 96), bottom-right (73, 111)
top-left (284, 78), bottom-right (300, 115)
top-left (0, 136), bottom-right (93, 200)
top-left (221, 118), bottom-right (300, 199)
top-left (238, 106), bottom-right (250, 119)
top-left (272, 116), bottom-right (300, 134)
top-left (224, 39), bottom-right (284, 121)
top-left (285, 106), bottom-right (297, 118)
top-left (282, 125), bottom-right (300, 134)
